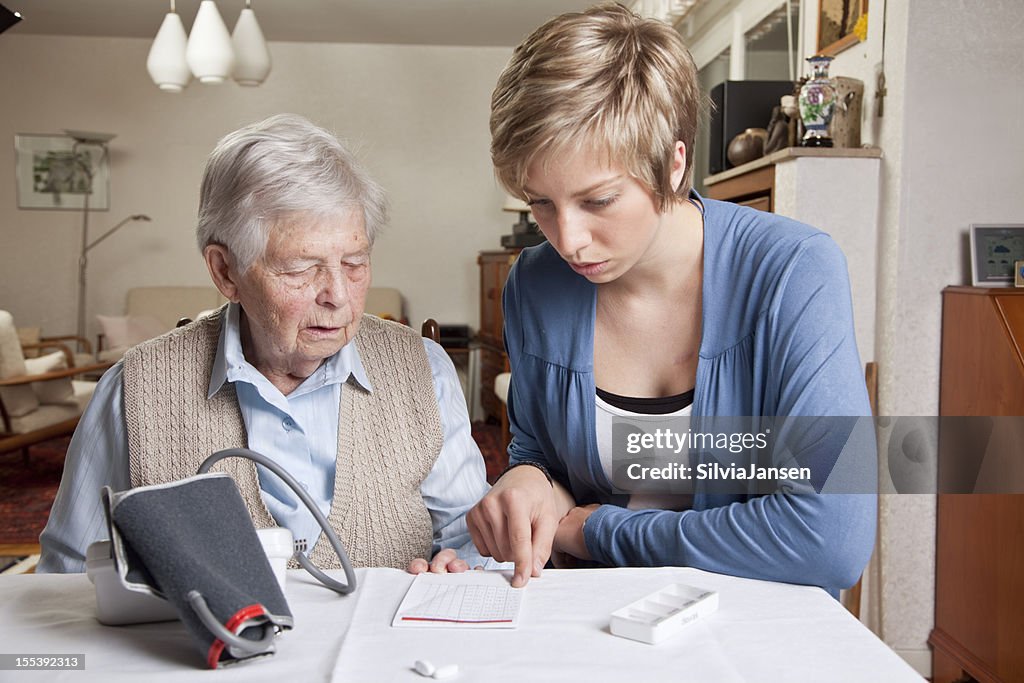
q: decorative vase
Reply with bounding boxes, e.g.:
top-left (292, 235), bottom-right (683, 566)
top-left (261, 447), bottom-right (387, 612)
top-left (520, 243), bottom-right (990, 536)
top-left (726, 128), bottom-right (768, 167)
top-left (799, 55), bottom-right (837, 147)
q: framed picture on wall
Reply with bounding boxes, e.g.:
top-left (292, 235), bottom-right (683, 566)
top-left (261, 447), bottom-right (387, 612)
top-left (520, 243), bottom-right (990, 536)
top-left (970, 224), bottom-right (1024, 287)
top-left (14, 134), bottom-right (110, 210)
top-left (817, 0), bottom-right (868, 56)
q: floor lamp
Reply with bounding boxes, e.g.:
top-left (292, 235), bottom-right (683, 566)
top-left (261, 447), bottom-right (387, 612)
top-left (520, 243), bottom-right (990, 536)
top-left (66, 130), bottom-right (150, 343)
top-left (77, 214), bottom-right (152, 343)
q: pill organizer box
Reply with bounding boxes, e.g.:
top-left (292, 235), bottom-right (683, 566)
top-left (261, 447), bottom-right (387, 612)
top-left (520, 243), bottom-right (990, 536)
top-left (609, 583), bottom-right (718, 644)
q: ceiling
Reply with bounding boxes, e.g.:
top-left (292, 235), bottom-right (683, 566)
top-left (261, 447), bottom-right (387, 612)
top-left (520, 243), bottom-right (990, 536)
top-left (2, 0), bottom-right (602, 47)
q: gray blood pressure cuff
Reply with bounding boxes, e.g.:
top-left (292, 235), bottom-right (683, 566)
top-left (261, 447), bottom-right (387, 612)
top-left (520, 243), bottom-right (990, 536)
top-left (102, 473), bottom-right (293, 668)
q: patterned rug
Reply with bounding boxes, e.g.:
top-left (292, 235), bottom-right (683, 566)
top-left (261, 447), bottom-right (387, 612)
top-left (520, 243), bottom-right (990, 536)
top-left (472, 419), bottom-right (507, 484)
top-left (0, 437), bottom-right (70, 546)
top-left (0, 423), bottom-right (507, 548)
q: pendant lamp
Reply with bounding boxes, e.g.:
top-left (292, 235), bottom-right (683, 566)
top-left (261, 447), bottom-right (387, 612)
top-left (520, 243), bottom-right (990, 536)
top-left (232, 1), bottom-right (272, 86)
top-left (147, 1), bottom-right (272, 92)
top-left (146, 1), bottom-right (190, 93)
top-left (186, 0), bottom-right (235, 84)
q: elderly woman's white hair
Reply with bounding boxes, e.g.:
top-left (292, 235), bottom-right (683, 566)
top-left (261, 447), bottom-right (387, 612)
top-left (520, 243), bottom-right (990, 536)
top-left (196, 113), bottom-right (387, 272)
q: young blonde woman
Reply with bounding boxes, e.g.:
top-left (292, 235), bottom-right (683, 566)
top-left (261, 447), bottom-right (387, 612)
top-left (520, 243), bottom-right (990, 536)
top-left (467, 3), bottom-right (875, 596)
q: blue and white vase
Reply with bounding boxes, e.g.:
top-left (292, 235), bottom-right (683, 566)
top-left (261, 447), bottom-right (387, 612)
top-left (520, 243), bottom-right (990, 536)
top-left (799, 55), bottom-right (837, 147)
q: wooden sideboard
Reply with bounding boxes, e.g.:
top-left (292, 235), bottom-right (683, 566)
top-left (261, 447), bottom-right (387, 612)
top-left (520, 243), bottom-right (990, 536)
top-left (702, 145), bottom-right (882, 212)
top-left (477, 249), bottom-right (520, 424)
top-left (931, 286), bottom-right (1024, 683)
top-left (704, 162), bottom-right (776, 212)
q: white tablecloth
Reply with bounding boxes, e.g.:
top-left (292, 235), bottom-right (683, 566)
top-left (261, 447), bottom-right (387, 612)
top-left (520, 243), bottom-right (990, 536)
top-left (0, 567), bottom-right (922, 682)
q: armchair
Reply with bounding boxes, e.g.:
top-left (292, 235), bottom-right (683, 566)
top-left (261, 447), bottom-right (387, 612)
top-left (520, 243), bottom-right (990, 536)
top-left (493, 372), bottom-right (512, 451)
top-left (17, 327), bottom-right (94, 370)
top-left (0, 311), bottom-right (111, 461)
top-left (37, 334), bottom-right (97, 370)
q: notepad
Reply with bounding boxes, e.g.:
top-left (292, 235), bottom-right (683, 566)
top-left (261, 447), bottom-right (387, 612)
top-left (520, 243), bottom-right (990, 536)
top-left (392, 572), bottom-right (522, 629)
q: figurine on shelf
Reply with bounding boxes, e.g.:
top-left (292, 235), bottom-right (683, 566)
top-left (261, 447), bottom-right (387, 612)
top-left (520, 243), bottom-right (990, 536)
top-left (764, 98), bottom-right (791, 155)
top-left (832, 77), bottom-right (865, 148)
top-left (781, 94), bottom-right (799, 147)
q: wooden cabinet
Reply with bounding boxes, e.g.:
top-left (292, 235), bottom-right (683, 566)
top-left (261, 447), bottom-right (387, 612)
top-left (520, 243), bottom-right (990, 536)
top-left (704, 163), bottom-right (776, 211)
top-left (477, 249), bottom-right (520, 423)
top-left (702, 146), bottom-right (881, 212)
top-left (931, 287), bottom-right (1024, 683)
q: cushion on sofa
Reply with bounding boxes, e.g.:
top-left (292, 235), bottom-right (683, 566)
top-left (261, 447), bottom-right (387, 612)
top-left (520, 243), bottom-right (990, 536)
top-left (16, 326), bottom-right (41, 358)
top-left (97, 314), bottom-right (166, 349)
top-left (24, 351), bottom-right (75, 404)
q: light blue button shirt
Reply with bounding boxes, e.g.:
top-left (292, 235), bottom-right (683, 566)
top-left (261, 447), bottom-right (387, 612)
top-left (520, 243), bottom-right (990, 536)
top-left (39, 303), bottom-right (496, 573)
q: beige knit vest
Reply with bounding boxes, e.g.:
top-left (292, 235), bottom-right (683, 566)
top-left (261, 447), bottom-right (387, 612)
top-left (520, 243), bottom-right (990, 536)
top-left (122, 306), bottom-right (443, 569)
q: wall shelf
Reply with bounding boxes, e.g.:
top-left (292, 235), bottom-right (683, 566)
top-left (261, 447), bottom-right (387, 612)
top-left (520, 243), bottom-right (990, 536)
top-left (704, 146), bottom-right (883, 186)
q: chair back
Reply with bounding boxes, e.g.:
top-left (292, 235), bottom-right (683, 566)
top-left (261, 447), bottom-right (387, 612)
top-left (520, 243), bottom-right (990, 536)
top-left (421, 319), bottom-right (440, 344)
top-left (0, 310), bottom-right (36, 423)
top-left (1, 309), bottom-right (107, 458)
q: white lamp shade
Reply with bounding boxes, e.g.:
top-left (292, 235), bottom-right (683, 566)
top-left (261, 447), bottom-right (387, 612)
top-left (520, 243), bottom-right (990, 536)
top-left (232, 7), bottom-right (271, 86)
top-left (146, 12), bottom-right (190, 93)
top-left (502, 194), bottom-right (531, 212)
top-left (186, 0), bottom-right (235, 84)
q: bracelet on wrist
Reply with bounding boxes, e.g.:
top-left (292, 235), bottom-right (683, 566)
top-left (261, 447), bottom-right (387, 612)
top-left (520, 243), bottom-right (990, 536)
top-left (499, 461), bottom-right (554, 487)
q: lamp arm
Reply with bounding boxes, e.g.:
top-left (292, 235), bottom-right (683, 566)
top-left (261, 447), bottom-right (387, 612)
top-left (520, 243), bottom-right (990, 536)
top-left (84, 215), bottom-right (151, 253)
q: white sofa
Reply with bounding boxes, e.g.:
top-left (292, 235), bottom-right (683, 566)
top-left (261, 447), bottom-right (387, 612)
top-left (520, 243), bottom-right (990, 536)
top-left (124, 286), bottom-right (228, 332)
top-left (96, 287), bottom-right (227, 362)
top-left (97, 286), bottom-right (406, 362)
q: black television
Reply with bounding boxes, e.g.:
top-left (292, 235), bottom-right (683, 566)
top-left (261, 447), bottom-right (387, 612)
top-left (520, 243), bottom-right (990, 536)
top-left (708, 80), bottom-right (794, 175)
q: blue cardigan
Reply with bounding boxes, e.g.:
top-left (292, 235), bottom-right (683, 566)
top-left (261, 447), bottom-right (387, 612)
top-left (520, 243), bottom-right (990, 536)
top-left (503, 198), bottom-right (876, 594)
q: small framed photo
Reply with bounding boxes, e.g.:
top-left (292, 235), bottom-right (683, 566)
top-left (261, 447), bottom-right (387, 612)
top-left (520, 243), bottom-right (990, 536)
top-left (970, 224), bottom-right (1024, 287)
top-left (14, 134), bottom-right (109, 210)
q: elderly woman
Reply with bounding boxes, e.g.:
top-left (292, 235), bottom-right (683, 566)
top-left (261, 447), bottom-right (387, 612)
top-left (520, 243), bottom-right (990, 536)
top-left (467, 4), bottom-right (875, 594)
top-left (40, 114), bottom-right (491, 574)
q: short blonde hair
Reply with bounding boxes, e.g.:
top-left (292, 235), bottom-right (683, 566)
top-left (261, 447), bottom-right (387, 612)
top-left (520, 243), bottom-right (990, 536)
top-left (491, 3), bottom-right (705, 210)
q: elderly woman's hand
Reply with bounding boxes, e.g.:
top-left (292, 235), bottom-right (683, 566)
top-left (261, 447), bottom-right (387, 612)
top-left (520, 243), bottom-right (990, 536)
top-left (406, 548), bottom-right (470, 575)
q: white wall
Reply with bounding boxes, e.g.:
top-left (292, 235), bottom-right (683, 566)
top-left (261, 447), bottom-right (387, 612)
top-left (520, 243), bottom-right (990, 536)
top-left (688, 0), bottom-right (1023, 675)
top-left (883, 0), bottom-right (1024, 673)
top-left (744, 49), bottom-right (791, 80)
top-left (774, 156), bottom-right (879, 362)
top-left (0, 35), bottom-right (513, 341)
top-left (798, 0), bottom-right (1024, 675)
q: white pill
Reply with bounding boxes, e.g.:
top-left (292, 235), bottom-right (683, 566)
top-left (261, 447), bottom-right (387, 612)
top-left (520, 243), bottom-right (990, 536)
top-left (414, 660), bottom-right (436, 677)
top-left (432, 664), bottom-right (459, 679)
